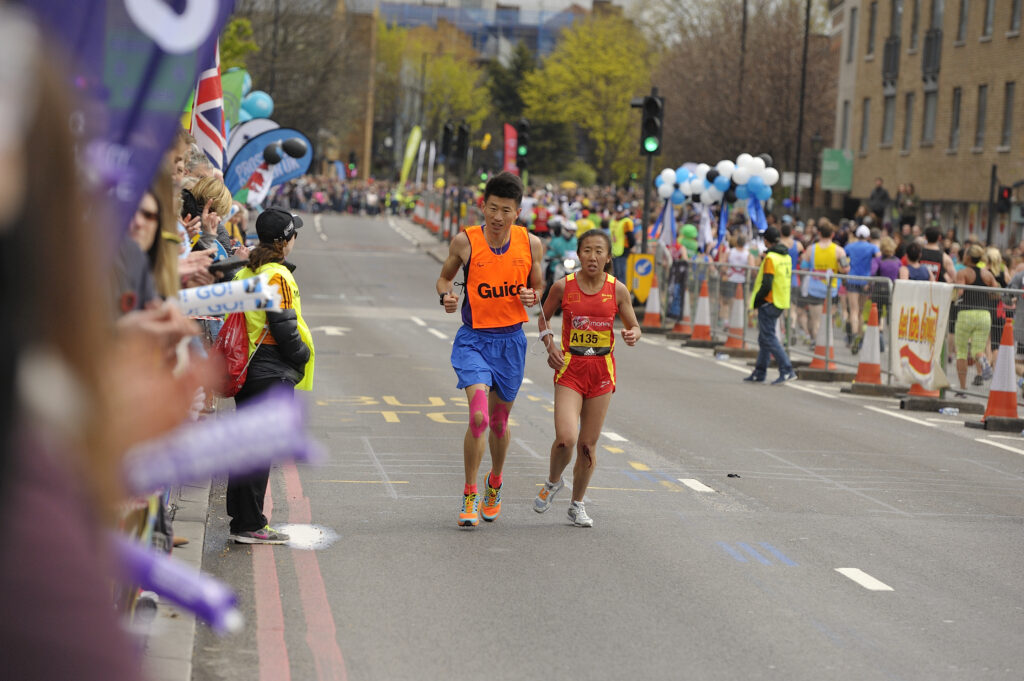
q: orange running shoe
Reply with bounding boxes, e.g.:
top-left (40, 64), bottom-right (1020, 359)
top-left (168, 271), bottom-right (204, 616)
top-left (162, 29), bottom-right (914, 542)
top-left (481, 473), bottom-right (502, 522)
top-left (533, 478), bottom-right (564, 513)
top-left (458, 492), bottom-right (479, 527)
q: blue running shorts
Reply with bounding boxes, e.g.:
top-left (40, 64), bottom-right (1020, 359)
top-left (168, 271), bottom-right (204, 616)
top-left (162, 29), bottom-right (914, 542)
top-left (451, 325), bottom-right (527, 402)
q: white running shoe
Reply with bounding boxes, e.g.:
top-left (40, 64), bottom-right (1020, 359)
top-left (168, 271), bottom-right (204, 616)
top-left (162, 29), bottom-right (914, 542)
top-left (533, 478), bottom-right (564, 513)
top-left (567, 500), bottom-right (593, 527)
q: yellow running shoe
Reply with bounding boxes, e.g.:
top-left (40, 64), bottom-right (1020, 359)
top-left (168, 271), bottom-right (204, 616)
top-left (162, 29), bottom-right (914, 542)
top-left (481, 473), bottom-right (502, 522)
top-left (458, 492), bottom-right (479, 527)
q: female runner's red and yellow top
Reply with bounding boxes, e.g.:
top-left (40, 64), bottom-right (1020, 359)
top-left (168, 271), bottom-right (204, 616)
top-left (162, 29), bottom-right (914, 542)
top-left (556, 272), bottom-right (618, 397)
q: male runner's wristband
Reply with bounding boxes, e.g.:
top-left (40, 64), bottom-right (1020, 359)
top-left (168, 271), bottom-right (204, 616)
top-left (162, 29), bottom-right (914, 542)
top-left (538, 329), bottom-right (553, 341)
top-left (439, 292), bottom-right (447, 306)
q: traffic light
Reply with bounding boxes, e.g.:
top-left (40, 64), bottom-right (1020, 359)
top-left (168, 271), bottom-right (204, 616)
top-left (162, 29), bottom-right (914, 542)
top-left (456, 122), bottom-right (470, 171)
top-left (640, 95), bottom-right (664, 156)
top-left (515, 118), bottom-right (530, 170)
top-left (347, 151), bottom-right (357, 178)
top-left (997, 185), bottom-right (1012, 213)
top-left (441, 121), bottom-right (454, 161)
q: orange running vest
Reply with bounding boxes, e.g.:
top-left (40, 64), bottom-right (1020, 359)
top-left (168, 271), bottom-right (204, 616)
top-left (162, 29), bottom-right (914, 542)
top-left (464, 225), bottom-right (533, 329)
top-left (561, 273), bottom-right (618, 356)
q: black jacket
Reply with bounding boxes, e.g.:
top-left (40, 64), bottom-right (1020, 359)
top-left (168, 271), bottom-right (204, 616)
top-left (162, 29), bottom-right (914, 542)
top-left (245, 261), bottom-right (310, 385)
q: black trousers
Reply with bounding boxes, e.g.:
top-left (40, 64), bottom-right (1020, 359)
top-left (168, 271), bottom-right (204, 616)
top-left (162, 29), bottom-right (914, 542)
top-left (226, 377), bottom-right (294, 534)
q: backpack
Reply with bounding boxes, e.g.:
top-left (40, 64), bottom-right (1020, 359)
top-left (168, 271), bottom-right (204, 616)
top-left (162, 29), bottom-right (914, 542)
top-left (212, 312), bottom-right (268, 397)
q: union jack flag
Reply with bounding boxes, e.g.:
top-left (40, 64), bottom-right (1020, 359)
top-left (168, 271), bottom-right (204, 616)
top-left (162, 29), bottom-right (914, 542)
top-left (189, 41), bottom-right (226, 171)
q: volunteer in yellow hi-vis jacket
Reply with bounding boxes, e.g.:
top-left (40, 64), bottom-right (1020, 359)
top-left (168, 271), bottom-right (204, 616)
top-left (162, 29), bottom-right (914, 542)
top-left (227, 208), bottom-right (314, 545)
top-left (744, 226), bottom-right (796, 385)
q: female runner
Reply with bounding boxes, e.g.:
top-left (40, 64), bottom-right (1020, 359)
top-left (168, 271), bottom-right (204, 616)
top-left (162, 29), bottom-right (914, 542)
top-left (533, 230), bottom-right (641, 527)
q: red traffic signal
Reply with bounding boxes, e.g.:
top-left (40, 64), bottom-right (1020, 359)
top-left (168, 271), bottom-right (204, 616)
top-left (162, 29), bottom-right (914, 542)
top-left (997, 185), bottom-right (1012, 213)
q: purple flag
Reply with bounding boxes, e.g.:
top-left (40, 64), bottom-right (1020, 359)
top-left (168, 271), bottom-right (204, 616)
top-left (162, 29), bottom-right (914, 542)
top-left (18, 0), bottom-right (235, 242)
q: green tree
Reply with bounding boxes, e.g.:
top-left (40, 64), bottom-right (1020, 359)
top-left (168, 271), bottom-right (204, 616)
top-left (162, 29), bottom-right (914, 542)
top-left (219, 17), bottom-right (259, 70)
top-left (485, 41), bottom-right (535, 121)
top-left (521, 14), bottom-right (655, 184)
top-left (422, 54), bottom-right (491, 147)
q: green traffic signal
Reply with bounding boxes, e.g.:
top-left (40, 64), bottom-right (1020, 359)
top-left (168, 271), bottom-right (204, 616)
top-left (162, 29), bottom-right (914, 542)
top-left (480, 172), bottom-right (488, 181)
top-left (517, 144), bottom-right (527, 156)
top-left (643, 136), bottom-right (660, 153)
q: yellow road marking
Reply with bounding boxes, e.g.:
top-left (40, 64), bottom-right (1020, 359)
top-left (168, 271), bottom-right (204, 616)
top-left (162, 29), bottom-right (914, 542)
top-left (526, 395), bottom-right (542, 402)
top-left (588, 486), bottom-right (657, 492)
top-left (660, 480), bottom-right (683, 492)
top-left (316, 400), bottom-right (329, 406)
top-left (629, 461), bottom-right (650, 471)
top-left (603, 446), bottom-right (624, 453)
top-left (544, 406), bottom-right (555, 412)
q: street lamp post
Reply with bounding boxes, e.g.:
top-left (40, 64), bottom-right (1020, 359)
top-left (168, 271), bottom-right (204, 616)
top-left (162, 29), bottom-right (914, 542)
top-left (810, 131), bottom-right (823, 210)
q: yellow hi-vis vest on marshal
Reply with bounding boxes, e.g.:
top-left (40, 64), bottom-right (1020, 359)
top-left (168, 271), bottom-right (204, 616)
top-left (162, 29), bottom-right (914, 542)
top-left (749, 251), bottom-right (792, 310)
top-left (236, 263), bottom-right (315, 391)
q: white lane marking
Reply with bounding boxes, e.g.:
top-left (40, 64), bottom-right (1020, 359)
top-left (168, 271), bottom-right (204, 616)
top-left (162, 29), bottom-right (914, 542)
top-left (678, 478), bottom-right (716, 493)
top-left (514, 437), bottom-right (544, 460)
top-left (387, 217), bottom-right (418, 244)
top-left (639, 337), bottom-right (664, 346)
top-left (925, 417), bottom-right (961, 423)
top-left (522, 377), bottom-right (534, 385)
top-left (716, 361), bottom-right (750, 374)
top-left (667, 346), bottom-right (704, 358)
top-left (835, 568), bottom-right (894, 591)
top-left (427, 328), bottom-right (447, 339)
top-left (976, 438), bottom-right (1024, 456)
top-left (787, 382), bottom-right (837, 399)
top-left (984, 434), bottom-right (1024, 441)
top-left (864, 405), bottom-right (936, 427)
top-left (410, 316), bottom-right (427, 327)
top-left (313, 214), bottom-right (328, 242)
top-left (602, 431), bottom-right (628, 442)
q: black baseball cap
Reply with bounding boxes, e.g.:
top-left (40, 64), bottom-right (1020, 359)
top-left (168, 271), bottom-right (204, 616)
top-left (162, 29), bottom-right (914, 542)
top-left (255, 208), bottom-right (303, 243)
top-left (763, 226), bottom-right (780, 243)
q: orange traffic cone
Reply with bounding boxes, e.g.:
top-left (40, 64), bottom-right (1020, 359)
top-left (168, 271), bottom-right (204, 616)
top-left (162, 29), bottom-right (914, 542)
top-left (983, 321), bottom-right (1019, 421)
top-left (671, 288), bottom-right (692, 334)
top-left (854, 303), bottom-right (882, 384)
top-left (808, 302), bottom-right (837, 369)
top-left (722, 283), bottom-right (747, 349)
top-left (690, 280), bottom-right (712, 341)
top-left (642, 272), bottom-right (662, 328)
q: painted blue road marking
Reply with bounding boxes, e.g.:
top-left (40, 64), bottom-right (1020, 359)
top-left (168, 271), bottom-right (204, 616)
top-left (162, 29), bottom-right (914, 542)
top-left (716, 542), bottom-right (749, 563)
top-left (624, 470), bottom-right (642, 482)
top-left (759, 543), bottom-right (798, 566)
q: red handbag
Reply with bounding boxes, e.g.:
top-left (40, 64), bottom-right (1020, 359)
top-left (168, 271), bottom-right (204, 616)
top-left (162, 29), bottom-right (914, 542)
top-left (212, 313), bottom-right (268, 397)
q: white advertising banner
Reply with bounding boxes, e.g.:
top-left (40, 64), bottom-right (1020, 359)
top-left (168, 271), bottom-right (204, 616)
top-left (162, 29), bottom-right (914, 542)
top-left (889, 281), bottom-right (954, 389)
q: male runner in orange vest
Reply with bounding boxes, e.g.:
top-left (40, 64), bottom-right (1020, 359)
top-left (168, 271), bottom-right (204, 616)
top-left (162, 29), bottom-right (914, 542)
top-left (436, 172), bottom-right (546, 527)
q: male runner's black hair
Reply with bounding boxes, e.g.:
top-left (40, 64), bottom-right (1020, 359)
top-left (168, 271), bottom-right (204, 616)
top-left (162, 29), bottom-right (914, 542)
top-left (483, 171), bottom-right (524, 206)
top-left (577, 229), bottom-right (614, 274)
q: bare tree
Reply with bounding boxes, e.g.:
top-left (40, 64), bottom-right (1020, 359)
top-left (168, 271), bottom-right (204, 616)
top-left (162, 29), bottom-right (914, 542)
top-left (234, 0), bottom-right (372, 155)
top-left (647, 0), bottom-right (835, 178)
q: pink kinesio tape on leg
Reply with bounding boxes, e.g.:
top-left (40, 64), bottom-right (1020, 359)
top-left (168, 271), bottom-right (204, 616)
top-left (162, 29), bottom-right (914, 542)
top-left (490, 403), bottom-right (510, 438)
top-left (469, 390), bottom-right (489, 438)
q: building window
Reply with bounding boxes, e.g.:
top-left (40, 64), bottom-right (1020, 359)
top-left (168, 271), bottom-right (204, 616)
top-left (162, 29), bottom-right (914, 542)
top-left (1013, 0), bottom-right (1022, 32)
top-left (891, 0), bottom-right (904, 36)
top-left (983, 0), bottom-right (994, 36)
top-left (882, 94), bottom-right (896, 143)
top-left (1001, 82), bottom-right (1015, 147)
top-left (922, 90), bottom-right (938, 143)
top-left (860, 98), bottom-right (871, 153)
top-left (949, 87), bottom-right (962, 148)
top-left (903, 92), bottom-right (916, 150)
top-left (975, 84), bottom-right (988, 148)
top-left (930, 0), bottom-right (945, 28)
top-left (868, 2), bottom-right (878, 54)
top-left (910, 0), bottom-right (921, 48)
top-left (841, 99), bottom-right (851, 149)
top-left (956, 0), bottom-right (969, 41)
top-left (848, 7), bottom-right (859, 62)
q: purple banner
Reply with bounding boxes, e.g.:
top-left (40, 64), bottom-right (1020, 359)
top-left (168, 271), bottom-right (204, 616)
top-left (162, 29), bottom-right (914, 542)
top-left (19, 0), bottom-right (235, 241)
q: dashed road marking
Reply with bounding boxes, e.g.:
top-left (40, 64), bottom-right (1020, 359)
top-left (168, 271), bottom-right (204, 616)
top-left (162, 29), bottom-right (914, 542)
top-left (678, 478), bottom-right (715, 492)
top-left (975, 438), bottom-right (1024, 456)
top-left (629, 461), bottom-right (650, 471)
top-left (313, 214), bottom-right (328, 242)
top-left (603, 445), bottom-right (624, 454)
top-left (427, 328), bottom-right (447, 339)
top-left (410, 316), bottom-right (426, 326)
top-left (522, 377), bottom-right (534, 384)
top-left (835, 568), bottom-right (894, 591)
top-left (716, 361), bottom-right (751, 374)
top-left (864, 405), bottom-right (935, 427)
top-left (667, 346), bottom-right (704, 358)
top-left (659, 480), bottom-right (683, 492)
top-left (603, 431), bottom-right (628, 442)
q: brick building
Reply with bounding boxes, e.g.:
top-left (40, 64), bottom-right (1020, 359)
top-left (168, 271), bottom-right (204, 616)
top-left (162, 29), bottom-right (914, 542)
top-left (831, 0), bottom-right (1023, 247)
